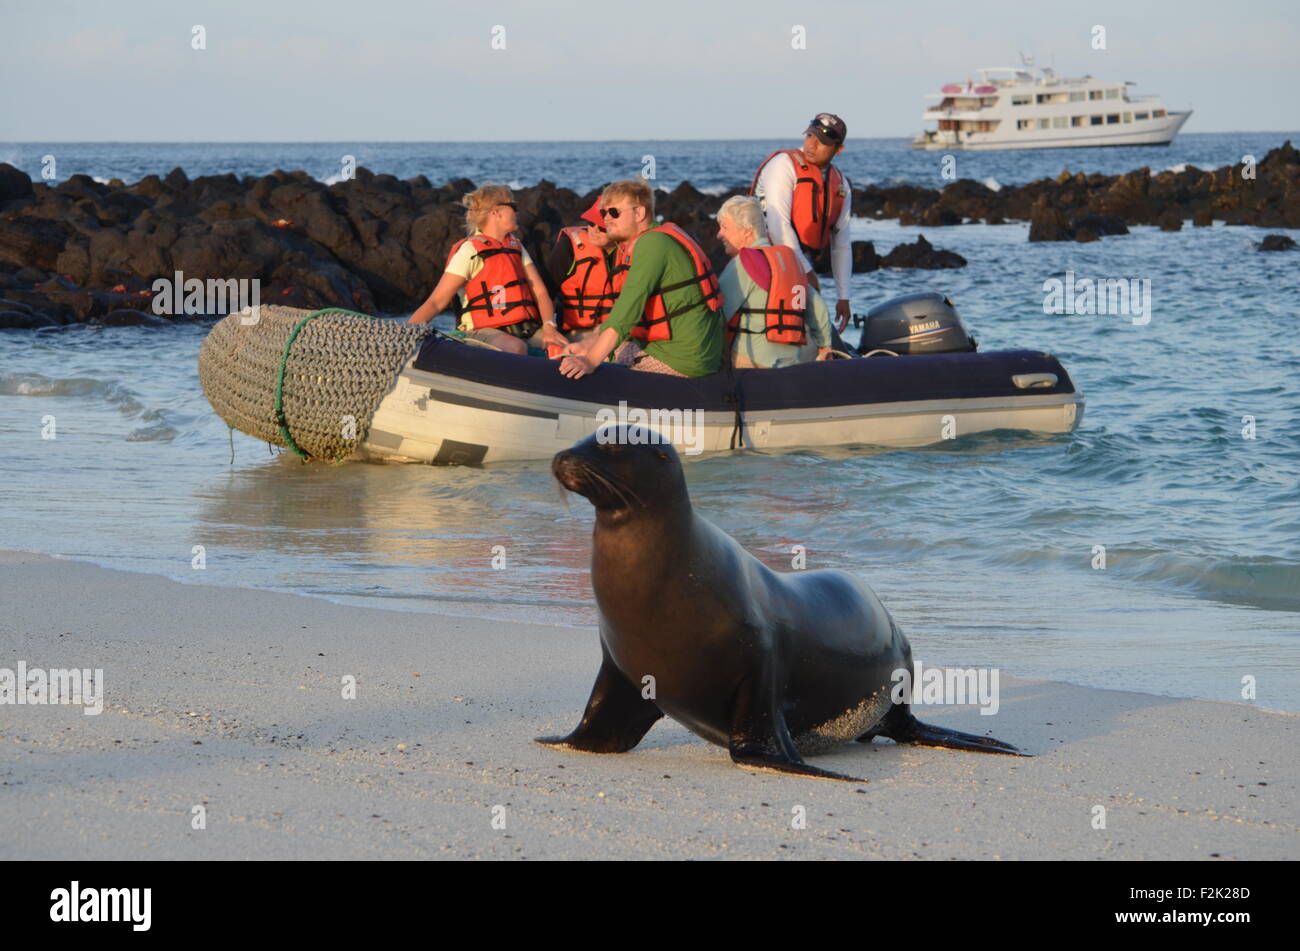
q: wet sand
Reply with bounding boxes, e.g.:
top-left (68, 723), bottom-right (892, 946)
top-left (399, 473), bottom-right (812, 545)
top-left (1, 549), bottom-right (1295, 860)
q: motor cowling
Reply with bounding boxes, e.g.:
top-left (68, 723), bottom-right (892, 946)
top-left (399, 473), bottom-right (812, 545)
top-left (856, 292), bottom-right (977, 355)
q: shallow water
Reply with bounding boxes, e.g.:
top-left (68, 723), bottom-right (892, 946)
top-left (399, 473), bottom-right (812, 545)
top-left (4, 201), bottom-right (1297, 711)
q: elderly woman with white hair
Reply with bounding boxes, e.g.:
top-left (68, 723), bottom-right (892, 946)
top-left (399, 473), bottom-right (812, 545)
top-left (714, 195), bottom-right (834, 368)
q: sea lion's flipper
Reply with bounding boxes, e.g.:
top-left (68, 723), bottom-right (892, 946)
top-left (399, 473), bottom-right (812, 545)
top-left (535, 649), bottom-right (663, 754)
top-left (728, 745), bottom-right (865, 782)
top-left (872, 706), bottom-right (1029, 756)
top-left (727, 672), bottom-right (866, 783)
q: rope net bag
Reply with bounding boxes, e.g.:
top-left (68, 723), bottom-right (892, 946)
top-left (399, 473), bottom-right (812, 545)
top-left (198, 305), bottom-right (432, 461)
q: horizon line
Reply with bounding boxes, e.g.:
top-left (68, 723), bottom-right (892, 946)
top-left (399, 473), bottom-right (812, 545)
top-left (3, 130), bottom-right (1298, 146)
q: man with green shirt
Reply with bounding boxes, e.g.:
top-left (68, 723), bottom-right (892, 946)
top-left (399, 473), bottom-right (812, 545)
top-left (558, 179), bottom-right (723, 379)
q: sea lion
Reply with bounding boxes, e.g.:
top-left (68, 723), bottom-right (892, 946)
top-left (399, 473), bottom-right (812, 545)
top-left (538, 425), bottom-right (1027, 782)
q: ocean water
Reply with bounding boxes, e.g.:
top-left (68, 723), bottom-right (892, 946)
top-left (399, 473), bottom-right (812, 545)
top-left (1, 132), bottom-right (1294, 194)
top-left (2, 140), bottom-right (1298, 713)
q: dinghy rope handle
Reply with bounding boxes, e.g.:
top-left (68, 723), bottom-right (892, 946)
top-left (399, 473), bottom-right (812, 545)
top-left (722, 357), bottom-right (746, 450)
top-left (273, 307), bottom-right (378, 461)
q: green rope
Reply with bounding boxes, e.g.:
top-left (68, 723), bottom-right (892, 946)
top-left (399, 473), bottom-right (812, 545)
top-left (273, 308), bottom-right (377, 461)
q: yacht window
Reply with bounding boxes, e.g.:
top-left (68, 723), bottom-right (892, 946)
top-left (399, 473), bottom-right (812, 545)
top-left (1123, 112), bottom-right (1132, 123)
top-left (1011, 95), bottom-right (1032, 106)
top-left (1090, 115), bottom-right (1104, 126)
top-left (1072, 116), bottom-right (1087, 127)
top-left (1069, 92), bottom-right (1086, 102)
top-left (1105, 88), bottom-right (1120, 99)
top-left (1106, 114), bottom-right (1120, 124)
top-left (1135, 112), bottom-right (1149, 121)
top-left (1053, 116), bottom-right (1069, 129)
top-left (1017, 119), bottom-right (1033, 130)
top-left (1089, 90), bottom-right (1104, 101)
top-left (1154, 109), bottom-right (1167, 118)
top-left (1038, 118), bottom-right (1051, 129)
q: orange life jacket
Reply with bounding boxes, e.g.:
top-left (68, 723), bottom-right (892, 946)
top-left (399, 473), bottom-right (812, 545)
top-left (555, 226), bottom-right (617, 330)
top-left (446, 233), bottom-right (540, 329)
top-left (727, 245), bottom-right (808, 346)
top-left (613, 222), bottom-right (721, 342)
top-left (749, 149), bottom-right (846, 257)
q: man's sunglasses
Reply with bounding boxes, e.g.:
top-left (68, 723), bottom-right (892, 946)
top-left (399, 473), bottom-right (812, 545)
top-left (808, 120), bottom-right (843, 143)
top-left (599, 206), bottom-right (626, 219)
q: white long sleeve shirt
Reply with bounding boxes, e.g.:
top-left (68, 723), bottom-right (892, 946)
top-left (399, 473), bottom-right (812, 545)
top-left (754, 151), bottom-right (852, 300)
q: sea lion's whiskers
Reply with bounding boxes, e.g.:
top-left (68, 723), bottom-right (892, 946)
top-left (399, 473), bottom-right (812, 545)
top-left (592, 468), bottom-right (645, 509)
top-left (571, 459), bottom-right (644, 510)
top-left (586, 468), bottom-right (633, 509)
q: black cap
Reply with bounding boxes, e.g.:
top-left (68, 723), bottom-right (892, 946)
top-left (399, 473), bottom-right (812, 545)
top-left (805, 113), bottom-right (846, 145)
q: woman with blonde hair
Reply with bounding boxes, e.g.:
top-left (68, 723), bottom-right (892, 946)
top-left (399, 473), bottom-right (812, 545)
top-left (408, 184), bottom-right (564, 355)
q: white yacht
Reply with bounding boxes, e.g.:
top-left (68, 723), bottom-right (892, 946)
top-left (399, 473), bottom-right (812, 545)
top-left (912, 59), bottom-right (1191, 150)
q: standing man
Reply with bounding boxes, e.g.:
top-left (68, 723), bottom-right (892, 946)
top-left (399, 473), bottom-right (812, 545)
top-left (558, 179), bottom-right (723, 379)
top-left (750, 113), bottom-right (852, 333)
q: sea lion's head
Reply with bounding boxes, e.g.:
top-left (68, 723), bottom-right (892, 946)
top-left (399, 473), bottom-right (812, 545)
top-left (553, 425), bottom-right (687, 520)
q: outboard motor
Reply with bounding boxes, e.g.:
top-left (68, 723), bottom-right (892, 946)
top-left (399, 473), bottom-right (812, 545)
top-left (856, 292), bottom-right (977, 355)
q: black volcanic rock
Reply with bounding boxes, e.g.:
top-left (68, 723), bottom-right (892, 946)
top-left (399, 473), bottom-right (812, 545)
top-left (1092, 168), bottom-right (1155, 222)
top-left (851, 241), bottom-right (880, 272)
top-left (0, 309), bottom-right (58, 329)
top-left (1157, 211), bottom-right (1184, 232)
top-left (1028, 197), bottom-right (1072, 242)
top-left (0, 142), bottom-right (1294, 327)
top-left (0, 163), bottom-right (35, 203)
top-left (1259, 234), bottom-right (1296, 251)
top-left (0, 216), bottom-right (73, 270)
top-left (882, 234), bottom-right (966, 269)
top-left (1070, 213), bottom-right (1129, 237)
top-left (920, 205), bottom-right (961, 227)
top-left (93, 309), bottom-right (172, 326)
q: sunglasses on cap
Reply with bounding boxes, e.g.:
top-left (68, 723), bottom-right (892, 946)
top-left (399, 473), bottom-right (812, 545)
top-left (495, 201), bottom-right (518, 210)
top-left (807, 118), bottom-right (844, 143)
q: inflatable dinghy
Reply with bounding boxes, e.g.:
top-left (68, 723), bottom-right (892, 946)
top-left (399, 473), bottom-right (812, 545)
top-left (199, 303), bottom-right (1083, 465)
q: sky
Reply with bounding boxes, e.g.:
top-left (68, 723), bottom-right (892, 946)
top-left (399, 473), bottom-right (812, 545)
top-left (1, 0), bottom-right (1297, 141)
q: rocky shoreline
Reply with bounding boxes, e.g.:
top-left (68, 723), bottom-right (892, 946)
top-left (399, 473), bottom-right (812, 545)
top-left (0, 140), bottom-right (1296, 329)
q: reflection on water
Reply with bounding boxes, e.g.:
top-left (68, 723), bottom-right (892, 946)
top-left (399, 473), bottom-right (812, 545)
top-left (194, 456), bottom-right (599, 623)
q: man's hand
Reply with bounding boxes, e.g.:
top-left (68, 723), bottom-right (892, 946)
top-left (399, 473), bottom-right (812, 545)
top-left (834, 299), bottom-right (851, 333)
top-left (559, 326), bottom-right (618, 378)
top-left (559, 353), bottom-right (597, 379)
top-left (815, 347), bottom-right (834, 361)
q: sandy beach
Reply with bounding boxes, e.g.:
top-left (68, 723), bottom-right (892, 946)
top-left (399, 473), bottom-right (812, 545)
top-left (1, 548), bottom-right (1294, 860)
